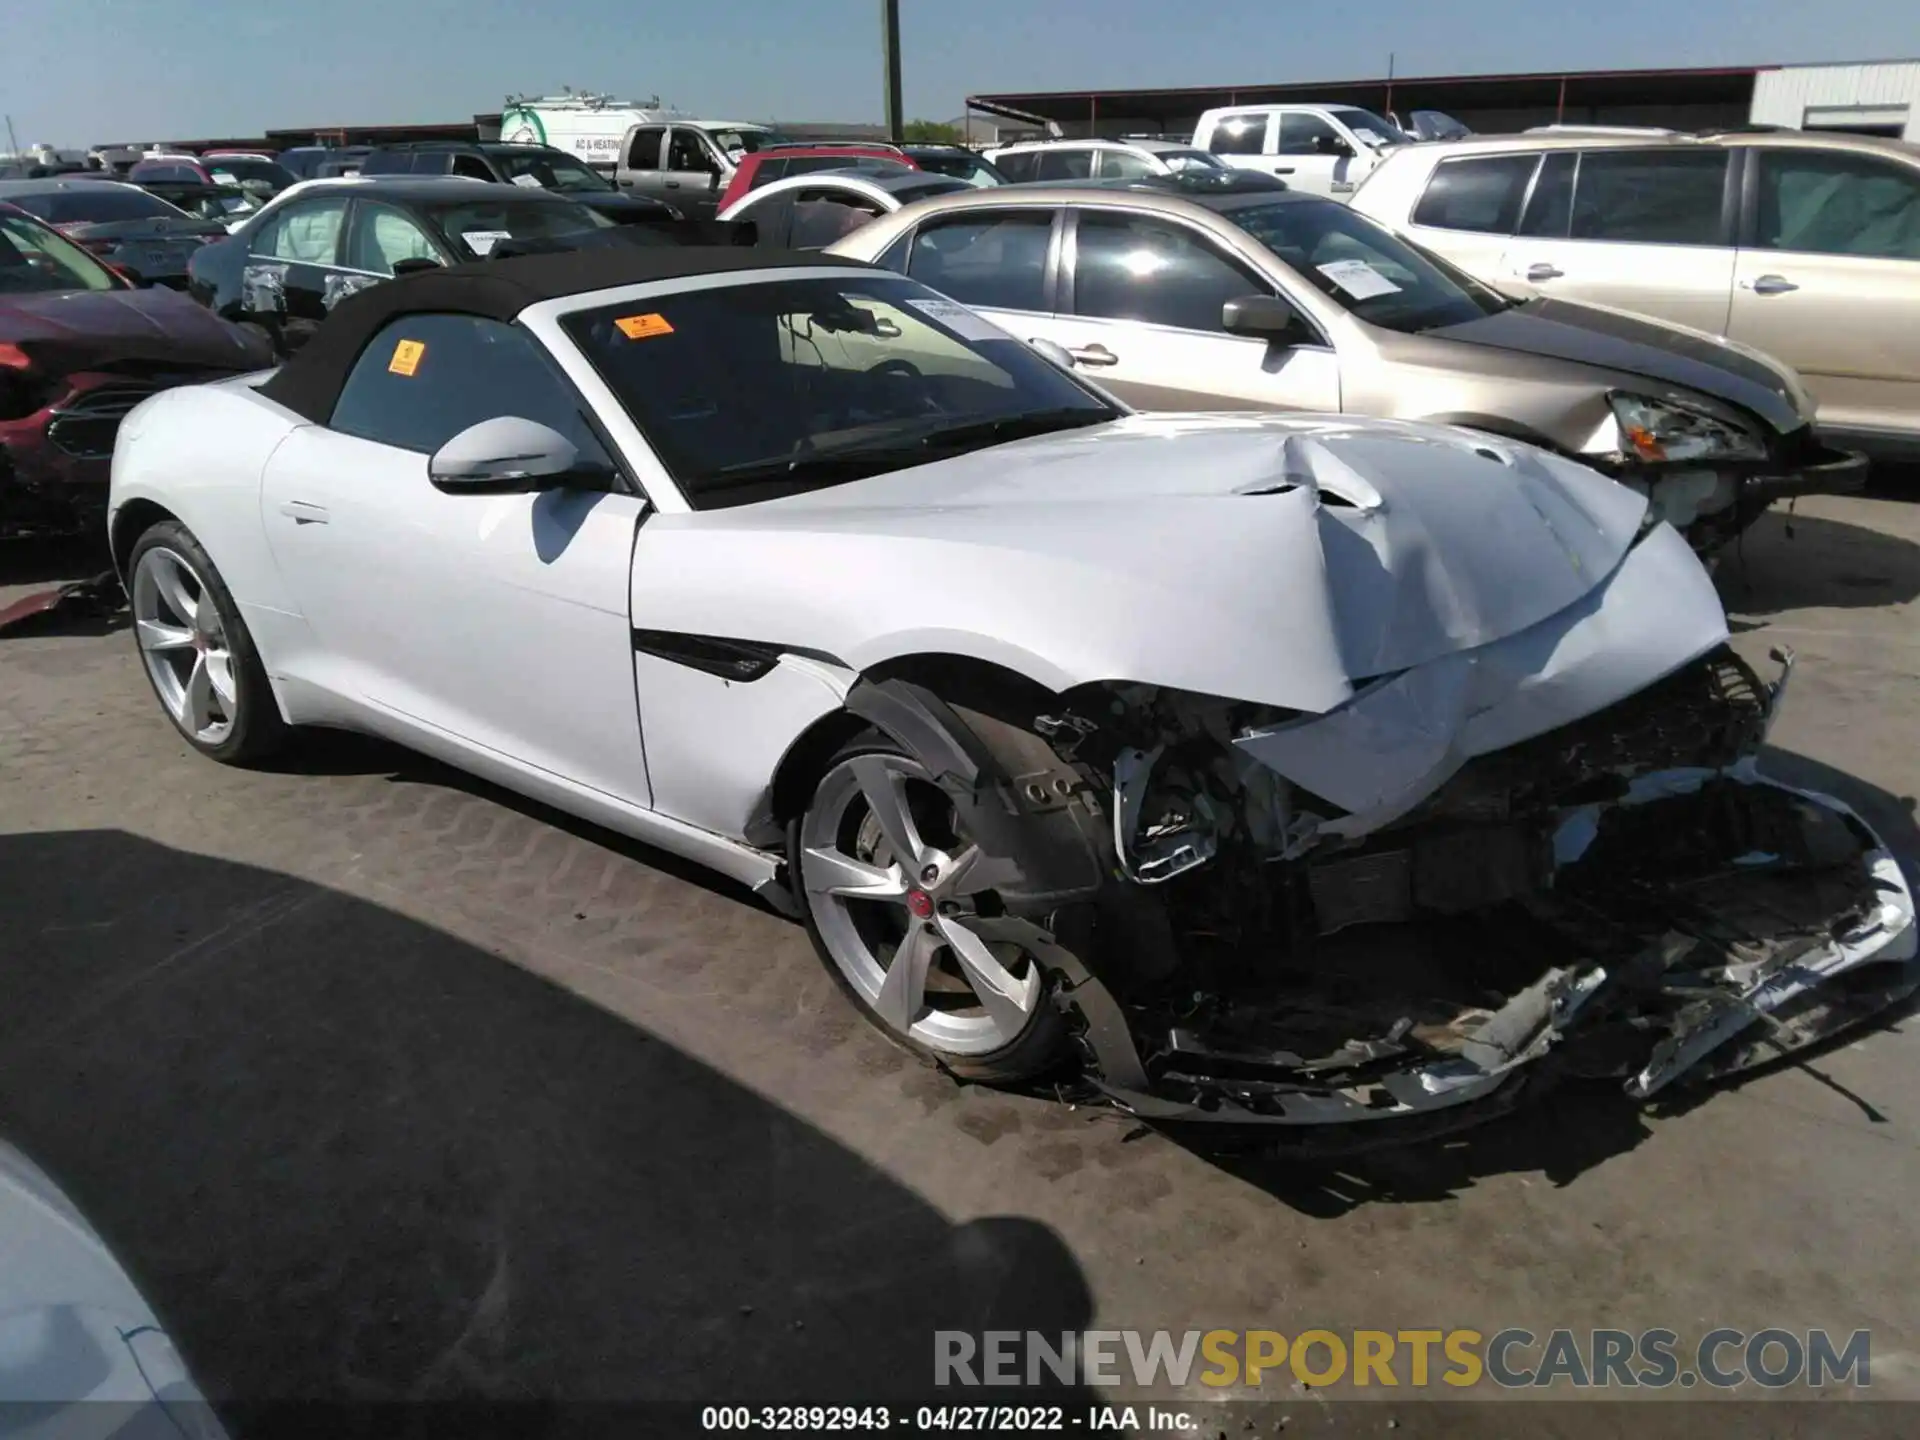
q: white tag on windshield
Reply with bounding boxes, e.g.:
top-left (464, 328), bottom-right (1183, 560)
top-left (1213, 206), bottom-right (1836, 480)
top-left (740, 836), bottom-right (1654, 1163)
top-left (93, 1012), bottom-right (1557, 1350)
top-left (462, 230), bottom-right (513, 255)
top-left (1317, 258), bottom-right (1401, 300)
top-left (904, 296), bottom-right (1006, 342)
top-left (509, 173), bottom-right (544, 188)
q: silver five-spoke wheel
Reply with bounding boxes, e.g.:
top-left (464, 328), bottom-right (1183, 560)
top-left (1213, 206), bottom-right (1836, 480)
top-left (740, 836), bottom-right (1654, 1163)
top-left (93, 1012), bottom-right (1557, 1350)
top-left (800, 751), bottom-right (1045, 1058)
top-left (132, 545), bottom-right (239, 746)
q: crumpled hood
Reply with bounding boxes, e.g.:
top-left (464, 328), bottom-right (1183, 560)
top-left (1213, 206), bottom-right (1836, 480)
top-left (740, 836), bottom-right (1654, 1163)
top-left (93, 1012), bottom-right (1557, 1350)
top-left (635, 413), bottom-right (1670, 715)
top-left (1428, 297), bottom-right (1811, 434)
top-left (0, 285), bottom-right (270, 373)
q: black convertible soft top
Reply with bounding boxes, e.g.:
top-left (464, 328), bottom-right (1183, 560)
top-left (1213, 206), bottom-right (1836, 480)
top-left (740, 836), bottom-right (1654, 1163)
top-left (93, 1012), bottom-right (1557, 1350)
top-left (257, 246), bottom-right (874, 423)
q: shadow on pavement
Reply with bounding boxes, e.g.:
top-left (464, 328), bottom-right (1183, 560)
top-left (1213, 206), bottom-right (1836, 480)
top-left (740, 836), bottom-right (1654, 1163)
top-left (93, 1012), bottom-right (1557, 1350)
top-left (1716, 505), bottom-right (1920, 615)
top-left (0, 829), bottom-right (1095, 1415)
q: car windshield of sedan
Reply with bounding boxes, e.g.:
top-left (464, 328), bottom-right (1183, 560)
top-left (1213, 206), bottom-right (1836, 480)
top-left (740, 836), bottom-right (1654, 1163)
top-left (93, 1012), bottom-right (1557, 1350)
top-left (0, 213), bottom-right (120, 293)
top-left (496, 150), bottom-right (616, 194)
top-left (1227, 198), bottom-right (1510, 332)
top-left (431, 199), bottom-right (615, 258)
top-left (562, 273), bottom-right (1118, 507)
top-left (9, 187), bottom-right (183, 224)
top-left (1333, 109), bottom-right (1411, 148)
top-left (1157, 149), bottom-right (1228, 173)
top-left (910, 152), bottom-right (1006, 187)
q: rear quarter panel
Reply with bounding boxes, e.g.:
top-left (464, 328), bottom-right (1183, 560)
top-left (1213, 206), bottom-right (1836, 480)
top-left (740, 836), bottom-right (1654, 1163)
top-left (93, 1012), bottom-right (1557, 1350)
top-left (110, 379), bottom-right (306, 654)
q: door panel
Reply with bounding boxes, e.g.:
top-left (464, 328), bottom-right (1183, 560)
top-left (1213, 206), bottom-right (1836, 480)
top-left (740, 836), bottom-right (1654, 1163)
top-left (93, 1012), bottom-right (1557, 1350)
top-left (261, 426), bottom-right (652, 805)
top-left (1498, 237), bottom-right (1736, 334)
top-left (1043, 208), bottom-right (1340, 412)
top-left (1728, 253), bottom-right (1920, 435)
top-left (1028, 313), bottom-right (1339, 412)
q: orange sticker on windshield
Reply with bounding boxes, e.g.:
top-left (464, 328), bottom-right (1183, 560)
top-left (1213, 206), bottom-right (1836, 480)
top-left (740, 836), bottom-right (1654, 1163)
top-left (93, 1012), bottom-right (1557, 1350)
top-left (615, 313), bottom-right (674, 340)
top-left (388, 339), bottom-right (425, 376)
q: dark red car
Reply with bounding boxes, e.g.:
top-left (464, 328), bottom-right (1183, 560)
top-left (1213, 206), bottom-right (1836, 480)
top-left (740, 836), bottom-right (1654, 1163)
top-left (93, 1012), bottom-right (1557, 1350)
top-left (0, 203), bottom-right (273, 537)
top-left (717, 144), bottom-right (917, 211)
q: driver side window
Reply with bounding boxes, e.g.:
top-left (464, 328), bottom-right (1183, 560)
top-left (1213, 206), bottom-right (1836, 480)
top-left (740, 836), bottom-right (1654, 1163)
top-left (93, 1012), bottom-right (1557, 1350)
top-left (330, 313), bottom-right (614, 467)
top-left (1071, 212), bottom-right (1269, 332)
top-left (668, 129), bottom-right (715, 173)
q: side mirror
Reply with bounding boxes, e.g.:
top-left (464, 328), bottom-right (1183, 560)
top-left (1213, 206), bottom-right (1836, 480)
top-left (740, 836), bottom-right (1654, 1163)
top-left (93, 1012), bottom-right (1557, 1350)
top-left (392, 257), bottom-right (442, 276)
top-left (1027, 337), bottom-right (1077, 372)
top-left (428, 416), bottom-right (583, 493)
top-left (1221, 294), bottom-right (1309, 343)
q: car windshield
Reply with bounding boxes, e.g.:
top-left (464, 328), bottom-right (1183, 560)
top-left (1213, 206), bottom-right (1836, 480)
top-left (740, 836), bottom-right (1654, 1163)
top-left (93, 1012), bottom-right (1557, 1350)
top-left (910, 152), bottom-right (1006, 187)
top-left (7, 187), bottom-right (183, 224)
top-left (710, 129), bottom-right (786, 160)
top-left (207, 157), bottom-right (295, 189)
top-left (1227, 197), bottom-right (1509, 332)
top-left (496, 150), bottom-right (614, 193)
top-left (0, 212), bottom-right (121, 293)
top-left (431, 199), bottom-right (615, 258)
top-left (1156, 149), bottom-right (1228, 173)
top-left (1333, 109), bottom-right (1411, 149)
top-left (562, 273), bottom-right (1118, 508)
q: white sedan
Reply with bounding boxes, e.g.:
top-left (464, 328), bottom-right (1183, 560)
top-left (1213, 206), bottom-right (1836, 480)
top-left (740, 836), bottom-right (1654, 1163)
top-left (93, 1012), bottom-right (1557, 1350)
top-left (108, 246), bottom-right (1917, 1133)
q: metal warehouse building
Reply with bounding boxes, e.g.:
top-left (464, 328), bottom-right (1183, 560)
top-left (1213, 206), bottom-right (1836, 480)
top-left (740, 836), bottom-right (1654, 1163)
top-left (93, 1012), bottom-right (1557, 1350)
top-left (966, 58), bottom-right (1920, 142)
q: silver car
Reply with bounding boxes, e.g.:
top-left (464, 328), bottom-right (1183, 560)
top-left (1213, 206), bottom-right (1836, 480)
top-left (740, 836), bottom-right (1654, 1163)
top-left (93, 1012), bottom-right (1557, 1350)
top-left (828, 174), bottom-right (1865, 548)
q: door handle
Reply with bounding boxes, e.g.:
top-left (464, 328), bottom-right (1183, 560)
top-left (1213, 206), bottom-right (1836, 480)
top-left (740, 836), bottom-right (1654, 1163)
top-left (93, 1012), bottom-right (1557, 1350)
top-left (1747, 274), bottom-right (1798, 296)
top-left (1068, 344), bottom-right (1119, 367)
top-left (278, 499), bottom-right (330, 525)
top-left (664, 179), bottom-right (682, 189)
top-left (1272, 167), bottom-right (1295, 175)
top-left (1525, 263), bottom-right (1563, 281)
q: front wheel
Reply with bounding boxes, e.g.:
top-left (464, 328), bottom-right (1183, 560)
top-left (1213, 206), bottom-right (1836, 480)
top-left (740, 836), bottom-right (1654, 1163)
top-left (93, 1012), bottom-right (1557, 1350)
top-left (128, 519), bottom-right (287, 764)
top-left (792, 738), bottom-right (1065, 1082)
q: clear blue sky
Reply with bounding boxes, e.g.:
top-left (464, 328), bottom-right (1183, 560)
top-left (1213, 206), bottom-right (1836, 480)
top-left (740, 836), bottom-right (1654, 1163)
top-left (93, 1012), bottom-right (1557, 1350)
top-left (7, 0), bottom-right (1919, 147)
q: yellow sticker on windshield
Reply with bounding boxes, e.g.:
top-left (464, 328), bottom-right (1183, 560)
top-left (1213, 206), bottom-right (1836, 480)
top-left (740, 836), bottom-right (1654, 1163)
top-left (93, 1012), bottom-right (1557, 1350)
top-left (388, 339), bottom-right (425, 376)
top-left (615, 313), bottom-right (674, 340)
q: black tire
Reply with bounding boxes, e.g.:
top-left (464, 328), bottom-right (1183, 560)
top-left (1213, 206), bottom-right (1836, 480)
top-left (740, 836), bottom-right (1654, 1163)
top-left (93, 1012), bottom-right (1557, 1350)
top-left (127, 518), bottom-right (289, 765)
top-left (790, 733), bottom-right (1066, 1084)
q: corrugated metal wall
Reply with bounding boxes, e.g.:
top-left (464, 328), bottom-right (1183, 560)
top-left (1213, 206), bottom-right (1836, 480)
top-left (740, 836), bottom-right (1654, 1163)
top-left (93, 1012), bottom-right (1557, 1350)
top-left (1751, 62), bottom-right (1920, 139)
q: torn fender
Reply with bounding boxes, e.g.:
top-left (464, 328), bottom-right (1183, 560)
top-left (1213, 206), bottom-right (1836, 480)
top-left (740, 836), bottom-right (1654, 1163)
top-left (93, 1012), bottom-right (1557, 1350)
top-left (1235, 523), bottom-right (1728, 832)
top-left (845, 678), bottom-right (1107, 917)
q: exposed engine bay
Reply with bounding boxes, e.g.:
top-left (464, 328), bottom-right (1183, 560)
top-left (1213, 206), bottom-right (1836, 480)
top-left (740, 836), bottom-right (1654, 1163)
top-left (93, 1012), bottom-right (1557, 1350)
top-left (1016, 645), bottom-right (1918, 1130)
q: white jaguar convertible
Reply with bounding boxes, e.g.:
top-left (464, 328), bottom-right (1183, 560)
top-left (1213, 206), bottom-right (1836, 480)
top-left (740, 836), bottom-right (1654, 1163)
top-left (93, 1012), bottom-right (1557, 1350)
top-left (108, 247), bottom-right (1917, 1133)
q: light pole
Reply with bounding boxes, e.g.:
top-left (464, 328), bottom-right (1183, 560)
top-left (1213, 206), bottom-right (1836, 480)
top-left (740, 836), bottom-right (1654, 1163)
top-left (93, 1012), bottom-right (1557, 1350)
top-left (880, 0), bottom-right (904, 145)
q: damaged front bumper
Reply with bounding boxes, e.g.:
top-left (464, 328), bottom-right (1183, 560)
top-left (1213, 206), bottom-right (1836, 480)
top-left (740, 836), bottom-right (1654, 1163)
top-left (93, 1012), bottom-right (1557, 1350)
top-left (1615, 442), bottom-right (1869, 548)
top-left (1072, 765), bottom-right (1915, 1130)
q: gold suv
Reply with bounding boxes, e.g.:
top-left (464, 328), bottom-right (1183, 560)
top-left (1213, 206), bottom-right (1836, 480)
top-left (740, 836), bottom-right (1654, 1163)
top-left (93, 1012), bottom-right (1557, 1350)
top-left (1349, 128), bottom-right (1920, 458)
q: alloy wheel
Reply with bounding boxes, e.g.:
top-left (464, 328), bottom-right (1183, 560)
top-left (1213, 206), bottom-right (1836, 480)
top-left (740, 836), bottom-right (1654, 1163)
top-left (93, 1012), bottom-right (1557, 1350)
top-left (132, 546), bottom-right (239, 746)
top-left (800, 752), bottom-right (1044, 1055)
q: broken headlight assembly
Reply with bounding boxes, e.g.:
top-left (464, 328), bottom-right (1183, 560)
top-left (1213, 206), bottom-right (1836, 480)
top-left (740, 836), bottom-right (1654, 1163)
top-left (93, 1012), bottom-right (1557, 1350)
top-left (1607, 392), bottom-right (1767, 467)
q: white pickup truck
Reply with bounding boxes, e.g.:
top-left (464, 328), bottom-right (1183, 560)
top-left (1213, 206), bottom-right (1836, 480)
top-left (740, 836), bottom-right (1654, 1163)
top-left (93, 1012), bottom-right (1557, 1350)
top-left (1191, 103), bottom-right (1409, 200)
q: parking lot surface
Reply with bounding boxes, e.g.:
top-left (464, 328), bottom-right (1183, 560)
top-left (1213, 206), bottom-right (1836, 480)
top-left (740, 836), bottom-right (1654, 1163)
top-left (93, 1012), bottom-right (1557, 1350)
top-left (3, 492), bottom-right (1918, 1433)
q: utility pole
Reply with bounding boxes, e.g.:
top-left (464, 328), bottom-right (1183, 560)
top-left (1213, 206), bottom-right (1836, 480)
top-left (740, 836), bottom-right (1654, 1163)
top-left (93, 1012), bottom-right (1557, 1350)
top-left (880, 0), bottom-right (904, 145)
top-left (4, 115), bottom-right (18, 158)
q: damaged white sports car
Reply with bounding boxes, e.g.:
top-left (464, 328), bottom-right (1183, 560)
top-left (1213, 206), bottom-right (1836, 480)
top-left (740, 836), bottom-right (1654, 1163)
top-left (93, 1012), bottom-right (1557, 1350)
top-left (108, 248), bottom-right (1917, 1134)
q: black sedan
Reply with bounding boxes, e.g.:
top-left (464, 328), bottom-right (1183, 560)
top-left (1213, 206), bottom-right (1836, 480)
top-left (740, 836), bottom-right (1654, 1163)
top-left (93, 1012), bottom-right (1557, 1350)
top-left (0, 179), bottom-right (227, 288)
top-left (187, 179), bottom-right (632, 351)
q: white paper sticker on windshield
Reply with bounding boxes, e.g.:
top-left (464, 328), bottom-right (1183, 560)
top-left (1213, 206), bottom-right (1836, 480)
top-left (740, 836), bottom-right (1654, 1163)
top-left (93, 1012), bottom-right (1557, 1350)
top-left (1316, 258), bottom-right (1402, 300)
top-left (462, 230), bottom-right (514, 255)
top-left (904, 296), bottom-right (1006, 342)
top-left (509, 173), bottom-right (544, 189)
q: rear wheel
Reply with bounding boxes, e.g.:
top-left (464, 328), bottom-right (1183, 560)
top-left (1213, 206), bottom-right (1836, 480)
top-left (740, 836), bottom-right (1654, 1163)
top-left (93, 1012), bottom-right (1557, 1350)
top-left (128, 520), bottom-right (287, 764)
top-left (792, 738), bottom-right (1065, 1082)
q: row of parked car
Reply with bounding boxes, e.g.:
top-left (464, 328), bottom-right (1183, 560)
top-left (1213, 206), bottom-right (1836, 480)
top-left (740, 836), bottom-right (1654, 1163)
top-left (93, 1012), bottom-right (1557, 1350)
top-left (1, 109), bottom-right (1914, 554)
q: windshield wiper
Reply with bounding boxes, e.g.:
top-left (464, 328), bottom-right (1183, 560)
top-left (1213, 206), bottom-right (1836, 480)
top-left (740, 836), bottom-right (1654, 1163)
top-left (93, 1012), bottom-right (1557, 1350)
top-left (699, 408), bottom-right (1115, 496)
